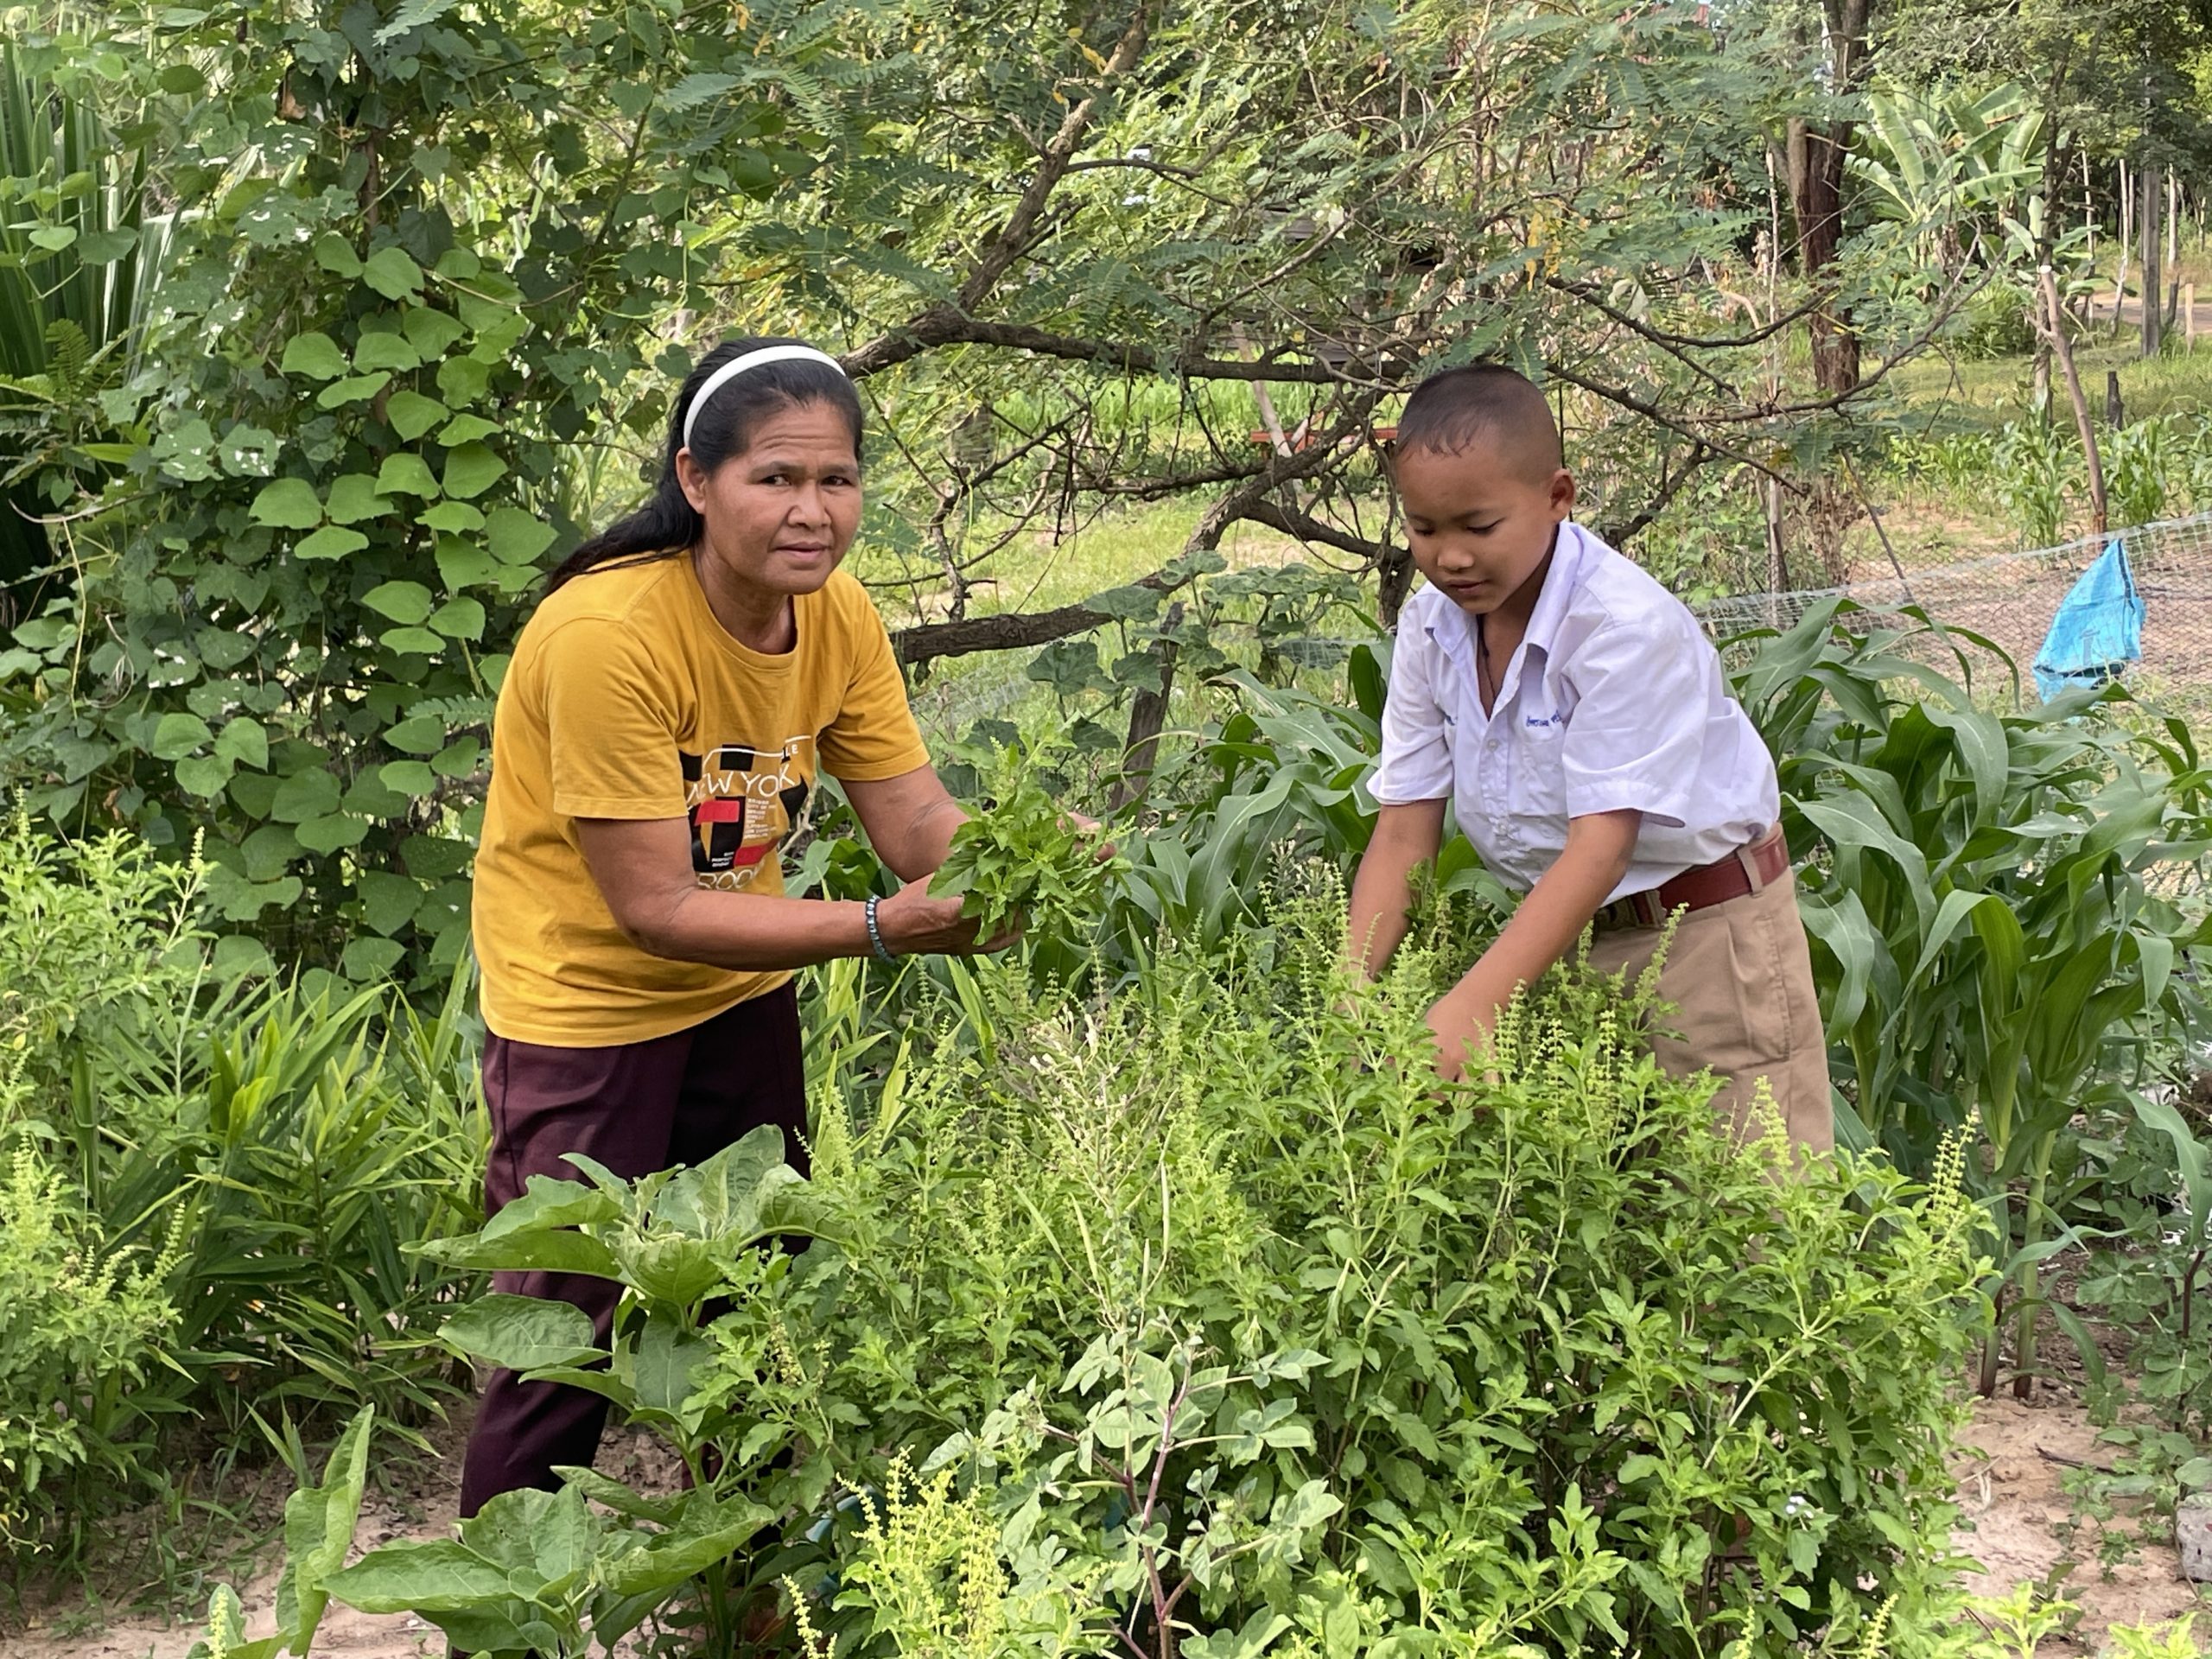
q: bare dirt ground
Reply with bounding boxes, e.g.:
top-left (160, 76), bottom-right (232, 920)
top-left (3, 1395), bottom-right (2205, 1659)
top-left (1954, 1395), bottom-right (2210, 1649)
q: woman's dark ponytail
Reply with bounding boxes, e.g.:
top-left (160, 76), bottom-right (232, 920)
top-left (544, 337), bottom-right (863, 591)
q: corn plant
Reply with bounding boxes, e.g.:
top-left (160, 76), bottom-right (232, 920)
top-left (1991, 419), bottom-right (2077, 548)
top-left (1731, 601), bottom-right (2212, 1397)
top-left (2106, 416), bottom-right (2177, 531)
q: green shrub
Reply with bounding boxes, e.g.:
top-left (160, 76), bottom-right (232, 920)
top-left (326, 878), bottom-right (1985, 1657)
top-left (1956, 289), bottom-right (2038, 361)
top-left (0, 815), bottom-right (486, 1560)
top-left (0, 1142), bottom-right (180, 1553)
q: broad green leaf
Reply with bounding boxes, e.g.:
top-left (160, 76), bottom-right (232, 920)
top-left (314, 232), bottom-right (363, 276)
top-left (414, 1229), bottom-right (622, 1279)
top-left (295, 525), bottom-right (368, 561)
top-left (342, 937), bottom-right (406, 979)
top-left (249, 478), bottom-right (324, 530)
top-left (429, 597), bottom-right (486, 639)
top-left (385, 713), bottom-right (448, 754)
top-left (442, 442), bottom-right (506, 499)
top-left (363, 581), bottom-right (434, 624)
top-left (432, 738), bottom-right (483, 778)
top-left (601, 1506), bottom-right (772, 1597)
top-left (317, 372), bottom-right (390, 410)
top-left (437, 356), bottom-right (493, 405)
top-left (152, 711), bottom-right (213, 760)
top-left (439, 1294), bottom-right (603, 1370)
top-left (437, 414), bottom-right (499, 446)
top-left (402, 307), bottom-right (468, 358)
top-left (379, 760), bottom-right (438, 796)
top-left (361, 245), bottom-right (425, 300)
top-left (214, 718), bottom-right (270, 769)
top-left (274, 1406), bottom-right (374, 1654)
top-left (480, 1174), bottom-right (621, 1240)
top-left (423, 500), bottom-right (487, 532)
top-left (270, 770), bottom-right (342, 823)
top-left (175, 754), bottom-right (235, 798)
top-left (377, 453), bottom-right (440, 497)
top-left (296, 813), bottom-right (372, 854)
top-left (353, 332), bottom-right (422, 374)
top-left (486, 508), bottom-right (556, 564)
top-left (281, 333), bottom-right (349, 380)
top-left (632, 1322), bottom-right (713, 1422)
top-left (380, 626), bottom-right (445, 656)
top-left (385, 390), bottom-right (448, 441)
top-left (326, 1541), bottom-right (509, 1613)
top-left (76, 226), bottom-right (137, 264)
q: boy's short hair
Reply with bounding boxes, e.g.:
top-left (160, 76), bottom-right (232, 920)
top-left (1395, 364), bottom-right (1563, 481)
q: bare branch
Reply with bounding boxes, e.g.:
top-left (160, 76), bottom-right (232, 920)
top-left (1594, 442), bottom-right (1719, 549)
top-left (841, 313), bottom-right (1356, 385)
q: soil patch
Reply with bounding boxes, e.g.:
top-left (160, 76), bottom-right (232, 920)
top-left (1953, 1395), bottom-right (2210, 1650)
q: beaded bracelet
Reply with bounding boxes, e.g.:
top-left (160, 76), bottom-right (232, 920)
top-left (862, 894), bottom-right (896, 963)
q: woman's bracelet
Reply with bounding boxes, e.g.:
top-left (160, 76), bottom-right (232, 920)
top-left (862, 894), bottom-right (897, 963)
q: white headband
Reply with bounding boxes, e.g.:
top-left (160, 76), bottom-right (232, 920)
top-left (682, 346), bottom-right (849, 449)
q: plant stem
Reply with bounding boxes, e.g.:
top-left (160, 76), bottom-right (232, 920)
top-left (2012, 1140), bottom-right (2056, 1402)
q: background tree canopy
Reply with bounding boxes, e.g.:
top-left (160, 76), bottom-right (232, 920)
top-left (0, 0), bottom-right (2186, 978)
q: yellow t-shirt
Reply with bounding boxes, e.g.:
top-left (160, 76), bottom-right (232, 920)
top-left (473, 556), bottom-right (929, 1046)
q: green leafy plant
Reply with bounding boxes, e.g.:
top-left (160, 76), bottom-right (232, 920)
top-left (296, 877), bottom-right (1988, 1658)
top-left (396, 1126), bottom-right (816, 1656)
top-left (930, 740), bottom-right (1127, 965)
top-left (0, 813), bottom-right (485, 1559)
top-left (0, 1141), bottom-right (181, 1554)
top-left (2107, 418), bottom-right (2179, 531)
top-left (1729, 601), bottom-right (2212, 1398)
top-left (1991, 419), bottom-right (2077, 548)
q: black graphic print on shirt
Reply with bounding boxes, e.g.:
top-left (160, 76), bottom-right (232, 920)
top-left (680, 736), bottom-right (815, 892)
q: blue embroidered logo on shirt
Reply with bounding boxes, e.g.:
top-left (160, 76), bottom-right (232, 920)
top-left (1524, 710), bottom-right (1566, 729)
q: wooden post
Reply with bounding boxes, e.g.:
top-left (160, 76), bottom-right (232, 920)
top-left (2142, 159), bottom-right (2164, 357)
top-left (2107, 371), bottom-right (2126, 430)
top-left (2042, 264), bottom-right (2108, 537)
top-left (2188, 283), bottom-right (2197, 352)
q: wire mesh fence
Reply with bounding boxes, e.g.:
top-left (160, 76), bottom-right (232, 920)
top-left (1694, 512), bottom-right (2212, 718)
top-left (906, 510), bottom-right (2212, 747)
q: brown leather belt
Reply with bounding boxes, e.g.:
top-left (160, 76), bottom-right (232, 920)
top-left (1592, 826), bottom-right (1790, 931)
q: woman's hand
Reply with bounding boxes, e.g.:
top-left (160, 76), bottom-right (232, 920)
top-left (874, 881), bottom-right (1020, 956)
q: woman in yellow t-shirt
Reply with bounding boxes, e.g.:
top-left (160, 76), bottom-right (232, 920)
top-left (463, 337), bottom-right (1006, 1516)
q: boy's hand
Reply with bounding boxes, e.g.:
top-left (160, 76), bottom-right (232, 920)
top-left (1427, 978), bottom-right (1503, 1084)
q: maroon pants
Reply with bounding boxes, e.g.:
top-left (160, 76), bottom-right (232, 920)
top-left (458, 983), bottom-right (808, 1517)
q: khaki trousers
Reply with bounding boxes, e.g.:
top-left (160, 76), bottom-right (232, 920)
top-left (1586, 865), bottom-right (1834, 1156)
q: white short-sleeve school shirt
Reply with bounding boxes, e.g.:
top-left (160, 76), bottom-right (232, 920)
top-left (1368, 521), bottom-right (1778, 902)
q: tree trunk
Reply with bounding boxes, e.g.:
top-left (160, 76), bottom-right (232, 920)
top-left (1784, 0), bottom-right (1872, 397)
top-left (2142, 158), bottom-right (2164, 358)
top-left (1109, 602), bottom-right (1183, 812)
top-left (2114, 161), bottom-right (2133, 338)
top-left (1377, 541), bottom-right (1416, 628)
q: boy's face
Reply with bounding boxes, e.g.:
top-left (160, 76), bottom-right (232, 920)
top-left (1394, 439), bottom-right (1576, 617)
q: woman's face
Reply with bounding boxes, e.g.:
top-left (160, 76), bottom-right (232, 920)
top-left (677, 399), bottom-right (862, 597)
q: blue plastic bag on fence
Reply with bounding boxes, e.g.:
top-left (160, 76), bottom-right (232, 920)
top-left (2032, 537), bottom-right (2143, 701)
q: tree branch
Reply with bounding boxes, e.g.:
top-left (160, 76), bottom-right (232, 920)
top-left (842, 7), bottom-right (1153, 381)
top-left (1238, 499), bottom-right (1394, 566)
top-left (1595, 442), bottom-right (1719, 549)
top-left (841, 314), bottom-right (1350, 384)
top-left (892, 400), bottom-right (1380, 669)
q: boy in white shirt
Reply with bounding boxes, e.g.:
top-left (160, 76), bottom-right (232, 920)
top-left (1348, 365), bottom-right (1831, 1154)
